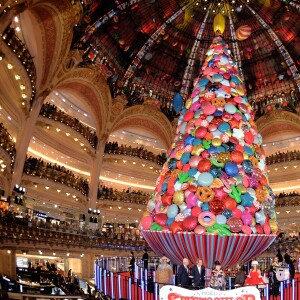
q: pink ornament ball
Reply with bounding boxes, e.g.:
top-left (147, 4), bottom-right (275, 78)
top-left (141, 216), bottom-right (153, 230)
top-left (241, 225), bottom-right (252, 235)
top-left (194, 225), bottom-right (206, 234)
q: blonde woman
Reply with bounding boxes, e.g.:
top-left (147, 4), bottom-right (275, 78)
top-left (155, 256), bottom-right (173, 289)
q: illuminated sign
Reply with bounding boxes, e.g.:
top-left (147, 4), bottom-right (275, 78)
top-left (160, 286), bottom-right (261, 300)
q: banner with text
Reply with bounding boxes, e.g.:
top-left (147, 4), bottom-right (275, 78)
top-left (160, 286), bottom-right (261, 300)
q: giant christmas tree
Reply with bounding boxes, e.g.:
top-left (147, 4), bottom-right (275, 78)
top-left (141, 17), bottom-right (278, 268)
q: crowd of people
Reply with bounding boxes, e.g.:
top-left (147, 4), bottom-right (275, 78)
top-left (275, 191), bottom-right (300, 207)
top-left (266, 150), bottom-right (300, 165)
top-left (104, 142), bottom-right (167, 166)
top-left (0, 208), bottom-right (144, 243)
top-left (152, 252), bottom-right (299, 293)
top-left (24, 156), bottom-right (89, 196)
top-left (41, 103), bottom-right (98, 149)
top-left (97, 185), bottom-right (150, 204)
top-left (0, 122), bottom-right (16, 162)
top-left (19, 263), bottom-right (89, 296)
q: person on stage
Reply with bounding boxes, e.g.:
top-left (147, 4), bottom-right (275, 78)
top-left (155, 256), bottom-right (173, 290)
top-left (129, 251), bottom-right (135, 279)
top-left (177, 258), bottom-right (190, 288)
top-left (142, 249), bottom-right (149, 270)
top-left (234, 263), bottom-right (245, 287)
top-left (244, 261), bottom-right (266, 286)
top-left (270, 256), bottom-right (282, 296)
top-left (192, 258), bottom-right (205, 289)
top-left (284, 249), bottom-right (296, 279)
top-left (210, 261), bottom-right (226, 290)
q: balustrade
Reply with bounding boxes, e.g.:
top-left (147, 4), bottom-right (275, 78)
top-left (266, 150), bottom-right (300, 165)
top-left (104, 142), bottom-right (167, 166)
top-left (0, 218), bottom-right (146, 250)
top-left (275, 194), bottom-right (300, 207)
top-left (40, 103), bottom-right (98, 149)
top-left (2, 27), bottom-right (36, 102)
top-left (250, 90), bottom-right (299, 120)
top-left (97, 189), bottom-right (149, 204)
top-left (23, 157), bottom-right (89, 196)
top-left (0, 123), bottom-right (16, 165)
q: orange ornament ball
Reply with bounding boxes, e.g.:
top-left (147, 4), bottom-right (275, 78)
top-left (224, 196), bottom-right (237, 210)
top-left (198, 159), bottom-right (211, 172)
top-left (236, 25), bottom-right (252, 41)
top-left (230, 150), bottom-right (244, 164)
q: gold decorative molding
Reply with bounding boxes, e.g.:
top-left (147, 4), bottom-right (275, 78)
top-left (54, 67), bottom-right (112, 134)
top-left (256, 110), bottom-right (300, 137)
top-left (110, 105), bottom-right (173, 148)
top-left (27, 0), bottom-right (82, 89)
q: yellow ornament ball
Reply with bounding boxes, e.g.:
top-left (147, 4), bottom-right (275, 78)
top-left (173, 190), bottom-right (184, 205)
top-left (212, 138), bottom-right (222, 147)
top-left (185, 98), bottom-right (192, 109)
top-left (269, 219), bottom-right (278, 234)
top-left (213, 13), bottom-right (226, 35)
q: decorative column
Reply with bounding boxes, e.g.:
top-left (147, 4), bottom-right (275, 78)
top-left (10, 91), bottom-right (49, 192)
top-left (88, 133), bottom-right (108, 210)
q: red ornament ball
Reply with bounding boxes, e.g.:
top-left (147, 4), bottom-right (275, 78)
top-left (224, 196), bottom-right (237, 210)
top-left (198, 159), bottom-right (212, 172)
top-left (230, 150), bottom-right (244, 164)
top-left (184, 110), bottom-right (194, 122)
top-left (195, 127), bottom-right (207, 139)
top-left (232, 208), bottom-right (243, 218)
top-left (155, 213), bottom-right (168, 226)
top-left (227, 217), bottom-right (243, 233)
top-left (210, 200), bottom-right (225, 214)
top-left (191, 206), bottom-right (202, 217)
top-left (182, 216), bottom-right (198, 231)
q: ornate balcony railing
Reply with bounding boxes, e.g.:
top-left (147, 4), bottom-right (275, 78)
top-left (275, 194), bottom-right (300, 207)
top-left (23, 157), bottom-right (89, 196)
top-left (40, 103), bottom-right (98, 149)
top-left (266, 150), bottom-right (300, 165)
top-left (0, 219), bottom-right (146, 250)
top-left (0, 123), bottom-right (16, 166)
top-left (97, 189), bottom-right (149, 204)
top-left (104, 142), bottom-right (167, 166)
top-left (1, 27), bottom-right (36, 103)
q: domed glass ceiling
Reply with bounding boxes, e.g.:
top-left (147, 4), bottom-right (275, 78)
top-left (72, 0), bottom-right (300, 120)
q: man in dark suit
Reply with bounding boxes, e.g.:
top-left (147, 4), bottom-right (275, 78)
top-left (284, 249), bottom-right (295, 279)
top-left (192, 258), bottom-right (206, 289)
top-left (177, 258), bottom-right (190, 287)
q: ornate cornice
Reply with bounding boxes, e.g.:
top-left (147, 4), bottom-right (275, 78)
top-left (55, 67), bottom-right (112, 134)
top-left (110, 105), bottom-right (173, 149)
top-left (256, 110), bottom-right (300, 135)
top-left (32, 123), bottom-right (93, 165)
top-left (27, 0), bottom-right (82, 90)
top-left (22, 174), bottom-right (88, 208)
